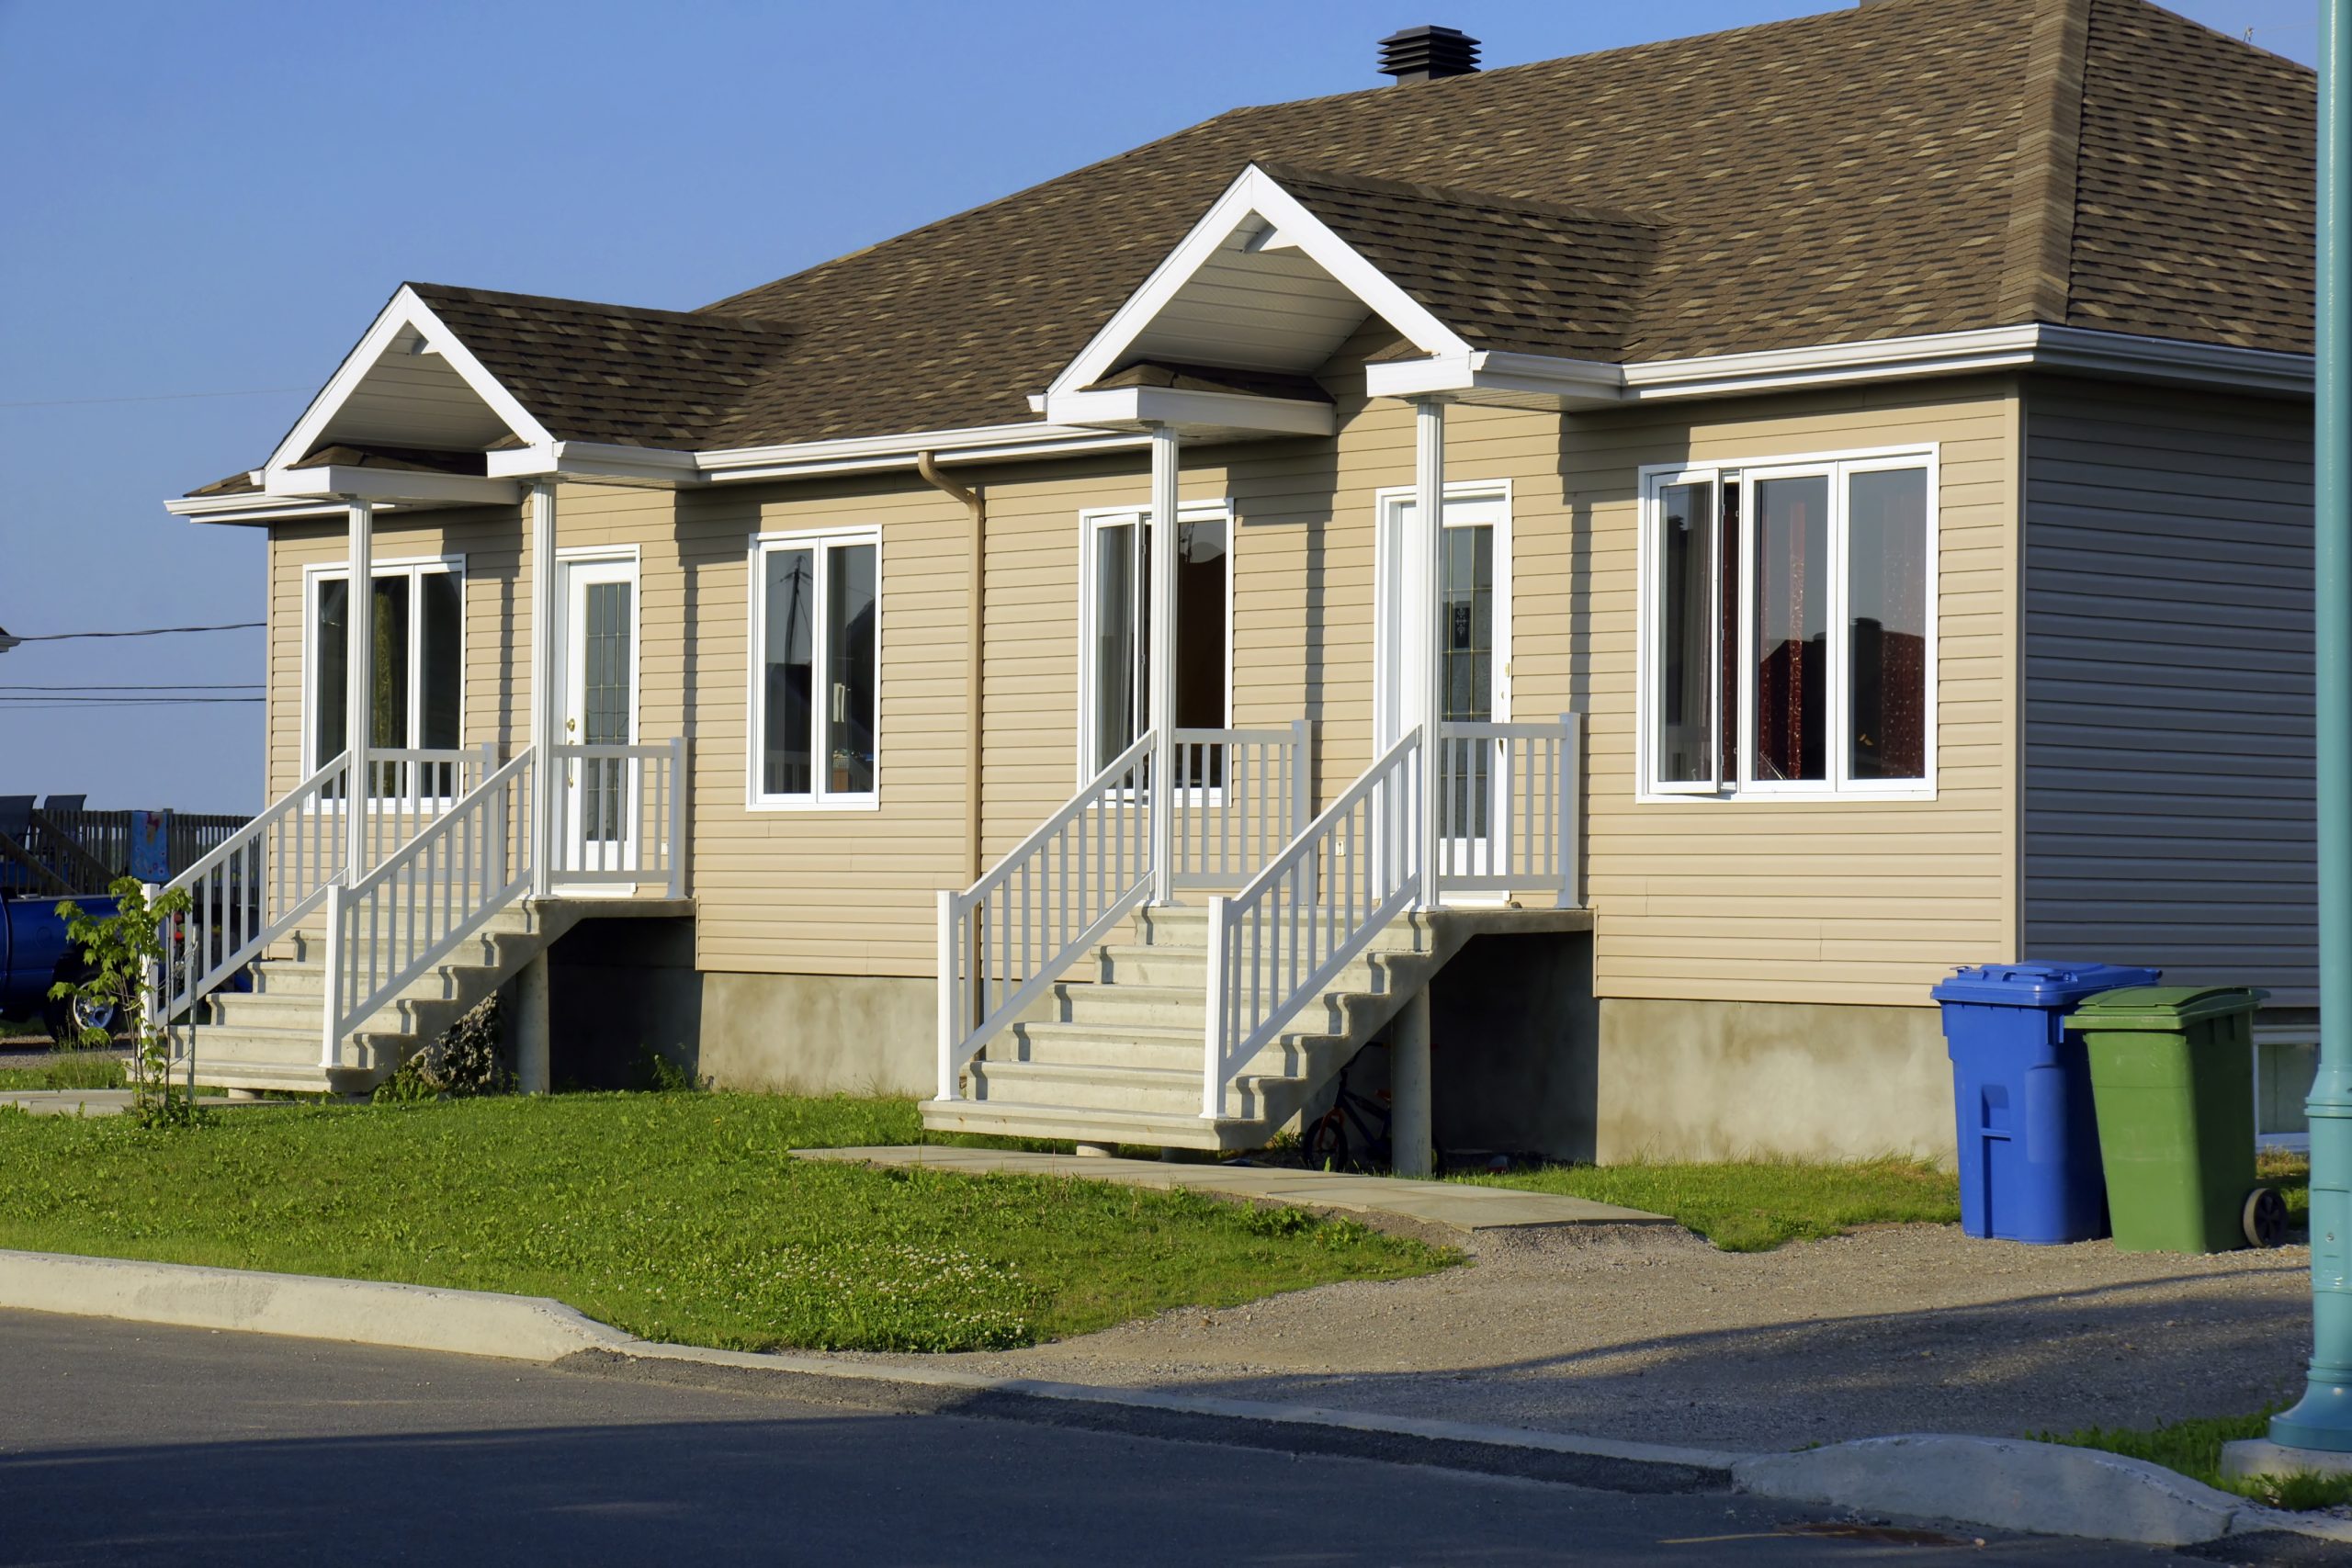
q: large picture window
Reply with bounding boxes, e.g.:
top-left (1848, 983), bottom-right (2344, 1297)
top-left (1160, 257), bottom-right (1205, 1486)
top-left (305, 558), bottom-right (464, 797)
top-left (1640, 451), bottom-right (1933, 798)
top-left (750, 527), bottom-right (879, 807)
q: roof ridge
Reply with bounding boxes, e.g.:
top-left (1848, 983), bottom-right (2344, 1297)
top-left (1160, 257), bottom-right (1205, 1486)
top-left (1996, 0), bottom-right (2090, 328)
top-left (1252, 160), bottom-right (1664, 231)
top-left (408, 281), bottom-right (795, 338)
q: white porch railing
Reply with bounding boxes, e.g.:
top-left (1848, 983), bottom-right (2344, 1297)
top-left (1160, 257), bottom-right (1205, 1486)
top-left (151, 745), bottom-right (492, 1029)
top-left (548, 739), bottom-right (686, 896)
top-left (1434, 716), bottom-right (1586, 908)
top-left (1169, 722), bottom-right (1312, 889)
top-left (351, 747), bottom-right (499, 870)
top-left (155, 750), bottom-right (354, 1026)
top-left (936, 733), bottom-right (1156, 1100)
top-left (1200, 728), bottom-right (1423, 1118)
top-left (322, 750), bottom-right (535, 1068)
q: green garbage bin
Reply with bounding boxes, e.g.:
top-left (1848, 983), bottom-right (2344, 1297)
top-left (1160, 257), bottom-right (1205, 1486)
top-left (2064, 986), bottom-right (2283, 1253)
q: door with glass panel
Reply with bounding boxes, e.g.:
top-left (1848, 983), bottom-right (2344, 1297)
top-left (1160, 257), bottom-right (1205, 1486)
top-left (560, 558), bottom-right (638, 876)
top-left (1375, 491), bottom-right (1510, 881)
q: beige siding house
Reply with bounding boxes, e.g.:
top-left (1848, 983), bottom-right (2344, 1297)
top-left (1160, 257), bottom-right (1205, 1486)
top-left (165, 0), bottom-right (2317, 1161)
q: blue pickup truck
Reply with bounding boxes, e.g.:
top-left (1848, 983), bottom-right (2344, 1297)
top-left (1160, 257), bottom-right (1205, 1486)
top-left (0, 893), bottom-right (118, 1042)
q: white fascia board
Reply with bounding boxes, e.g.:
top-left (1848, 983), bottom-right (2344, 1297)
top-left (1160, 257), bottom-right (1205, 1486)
top-left (265, 285), bottom-right (552, 471)
top-left (1364, 350), bottom-right (1620, 405)
top-left (1042, 385), bottom-right (1337, 436)
top-left (696, 420), bottom-right (1149, 483)
top-left (483, 441), bottom-right (704, 484)
top-left (164, 493), bottom-right (391, 526)
top-left (1362, 325), bottom-right (2315, 409)
top-left (1042, 164), bottom-right (1473, 402)
top-left (264, 466), bottom-right (524, 505)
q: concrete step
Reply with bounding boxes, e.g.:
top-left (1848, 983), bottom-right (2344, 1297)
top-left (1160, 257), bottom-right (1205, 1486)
top-left (994, 1026), bottom-right (1332, 1081)
top-left (170, 1024), bottom-right (399, 1071)
top-left (916, 1096), bottom-right (1249, 1152)
top-left (1131, 904), bottom-right (1438, 957)
top-left (1093, 944), bottom-right (1402, 994)
top-left (1045, 981), bottom-right (1206, 1028)
top-left (969, 1059), bottom-right (1204, 1114)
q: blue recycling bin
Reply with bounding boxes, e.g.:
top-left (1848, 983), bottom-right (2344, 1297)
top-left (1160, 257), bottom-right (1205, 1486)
top-left (1930, 962), bottom-right (2161, 1245)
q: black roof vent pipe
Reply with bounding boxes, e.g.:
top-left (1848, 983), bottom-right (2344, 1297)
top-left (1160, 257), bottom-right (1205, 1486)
top-left (1377, 25), bottom-right (1481, 84)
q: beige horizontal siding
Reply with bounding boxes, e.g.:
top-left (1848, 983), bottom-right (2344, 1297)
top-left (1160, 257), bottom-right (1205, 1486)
top-left (2020, 378), bottom-right (2315, 1007)
top-left (260, 357), bottom-right (2021, 1003)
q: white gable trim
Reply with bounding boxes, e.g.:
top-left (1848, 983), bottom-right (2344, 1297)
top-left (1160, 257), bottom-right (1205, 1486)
top-left (1042, 164), bottom-right (1474, 404)
top-left (264, 285), bottom-right (553, 474)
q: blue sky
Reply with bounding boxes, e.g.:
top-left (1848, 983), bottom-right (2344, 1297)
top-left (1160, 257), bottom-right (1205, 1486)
top-left (0, 0), bottom-right (2317, 811)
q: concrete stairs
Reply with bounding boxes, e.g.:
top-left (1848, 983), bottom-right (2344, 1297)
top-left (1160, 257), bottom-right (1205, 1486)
top-left (922, 903), bottom-right (1504, 1152)
top-left (166, 900), bottom-right (586, 1097)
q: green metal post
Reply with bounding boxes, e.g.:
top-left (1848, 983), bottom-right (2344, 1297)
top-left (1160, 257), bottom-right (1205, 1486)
top-left (2273, 0), bottom-right (2352, 1454)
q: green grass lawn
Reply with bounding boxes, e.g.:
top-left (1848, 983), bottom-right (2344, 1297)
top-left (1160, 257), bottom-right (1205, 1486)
top-left (2039, 1406), bottom-right (2352, 1513)
top-left (0, 1092), bottom-right (1447, 1353)
top-left (0, 1051), bottom-right (126, 1091)
top-left (1455, 1156), bottom-right (1962, 1252)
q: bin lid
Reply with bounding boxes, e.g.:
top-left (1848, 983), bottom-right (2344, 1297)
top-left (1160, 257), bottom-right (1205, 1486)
top-left (1929, 961), bottom-right (2163, 1009)
top-left (2062, 985), bottom-right (2270, 1031)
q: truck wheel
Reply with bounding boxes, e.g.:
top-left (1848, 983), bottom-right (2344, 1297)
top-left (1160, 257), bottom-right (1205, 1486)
top-left (2243, 1187), bottom-right (2289, 1248)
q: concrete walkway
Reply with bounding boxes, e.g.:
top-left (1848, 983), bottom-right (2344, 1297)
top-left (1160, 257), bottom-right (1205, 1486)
top-left (0, 1089), bottom-right (277, 1117)
top-left (792, 1145), bottom-right (1668, 1233)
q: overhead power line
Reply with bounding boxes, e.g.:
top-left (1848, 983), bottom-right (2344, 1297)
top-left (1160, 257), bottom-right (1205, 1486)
top-left (0, 386), bottom-right (307, 411)
top-left (0, 682), bottom-right (263, 692)
top-left (0, 696), bottom-right (263, 707)
top-left (5, 622), bottom-right (264, 642)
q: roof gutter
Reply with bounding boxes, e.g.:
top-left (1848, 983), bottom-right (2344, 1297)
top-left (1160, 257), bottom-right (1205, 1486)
top-left (1361, 324), bottom-right (2315, 408)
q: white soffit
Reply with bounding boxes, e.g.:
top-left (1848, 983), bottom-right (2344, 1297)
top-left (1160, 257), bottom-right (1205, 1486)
top-left (264, 287), bottom-right (550, 472)
top-left (1043, 164), bottom-right (1473, 408)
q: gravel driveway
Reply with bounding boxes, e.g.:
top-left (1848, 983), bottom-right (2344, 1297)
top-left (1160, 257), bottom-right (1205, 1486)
top-left (846, 1222), bottom-right (2312, 1454)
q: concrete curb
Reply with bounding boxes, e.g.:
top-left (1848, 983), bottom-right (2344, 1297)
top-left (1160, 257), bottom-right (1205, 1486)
top-left (1735, 1433), bottom-right (2352, 1548)
top-left (0, 1249), bottom-right (628, 1362)
top-left (7, 1248), bottom-right (2349, 1547)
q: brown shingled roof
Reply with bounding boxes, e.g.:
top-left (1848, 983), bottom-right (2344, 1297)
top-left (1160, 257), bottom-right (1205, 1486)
top-left (690, 0), bottom-right (2310, 448)
top-left (199, 0), bottom-right (2317, 491)
top-left (407, 283), bottom-right (797, 448)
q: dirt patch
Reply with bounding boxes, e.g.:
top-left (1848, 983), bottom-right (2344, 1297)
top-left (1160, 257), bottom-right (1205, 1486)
top-left (842, 1222), bottom-right (2312, 1453)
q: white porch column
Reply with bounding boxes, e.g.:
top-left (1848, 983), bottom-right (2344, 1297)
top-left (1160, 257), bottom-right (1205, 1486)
top-left (1411, 397), bottom-right (1446, 910)
top-left (1148, 423), bottom-right (1180, 904)
top-left (528, 479), bottom-right (558, 899)
top-left (343, 498), bottom-right (373, 876)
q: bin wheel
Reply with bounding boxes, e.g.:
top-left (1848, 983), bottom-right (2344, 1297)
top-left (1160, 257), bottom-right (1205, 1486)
top-left (2243, 1187), bottom-right (2290, 1249)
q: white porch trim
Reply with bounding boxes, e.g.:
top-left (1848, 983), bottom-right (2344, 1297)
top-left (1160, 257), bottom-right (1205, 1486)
top-left (266, 465), bottom-right (522, 506)
top-left (266, 285), bottom-right (551, 475)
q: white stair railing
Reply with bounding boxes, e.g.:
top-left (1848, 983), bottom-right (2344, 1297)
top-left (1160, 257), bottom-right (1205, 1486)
top-left (1200, 728), bottom-right (1422, 1119)
top-left (1169, 722), bottom-right (1311, 889)
top-left (322, 750), bottom-right (535, 1070)
top-left (935, 732), bottom-right (1155, 1100)
top-left (548, 739), bottom-right (687, 897)
top-left (155, 750), bottom-right (353, 1025)
top-left (1434, 715), bottom-right (1585, 908)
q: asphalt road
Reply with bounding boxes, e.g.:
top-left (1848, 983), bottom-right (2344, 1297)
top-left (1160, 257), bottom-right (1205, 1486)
top-left (0, 1309), bottom-right (2285, 1566)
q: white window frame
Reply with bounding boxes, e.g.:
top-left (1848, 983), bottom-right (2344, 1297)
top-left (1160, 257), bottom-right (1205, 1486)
top-left (299, 553), bottom-right (467, 803)
top-left (1073, 499), bottom-right (1236, 792)
top-left (746, 525), bottom-right (883, 812)
top-left (1635, 444), bottom-right (1939, 804)
top-left (1369, 479), bottom-right (1515, 752)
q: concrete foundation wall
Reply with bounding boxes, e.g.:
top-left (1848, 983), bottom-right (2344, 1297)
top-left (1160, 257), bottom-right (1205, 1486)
top-left (694, 971), bottom-right (933, 1098)
top-left (1595, 998), bottom-right (1956, 1163)
top-left (545, 924), bottom-right (932, 1098)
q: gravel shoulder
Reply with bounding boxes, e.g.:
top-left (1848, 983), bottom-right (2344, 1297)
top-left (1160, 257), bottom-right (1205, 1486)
top-left (835, 1222), bottom-right (2312, 1454)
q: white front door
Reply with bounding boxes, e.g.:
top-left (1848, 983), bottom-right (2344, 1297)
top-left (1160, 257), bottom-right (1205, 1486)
top-left (1375, 488), bottom-right (1511, 882)
top-left (560, 557), bottom-right (638, 880)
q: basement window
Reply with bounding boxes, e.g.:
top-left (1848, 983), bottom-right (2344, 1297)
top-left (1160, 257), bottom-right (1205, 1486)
top-left (1639, 449), bottom-right (1936, 800)
top-left (750, 527), bottom-right (880, 809)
